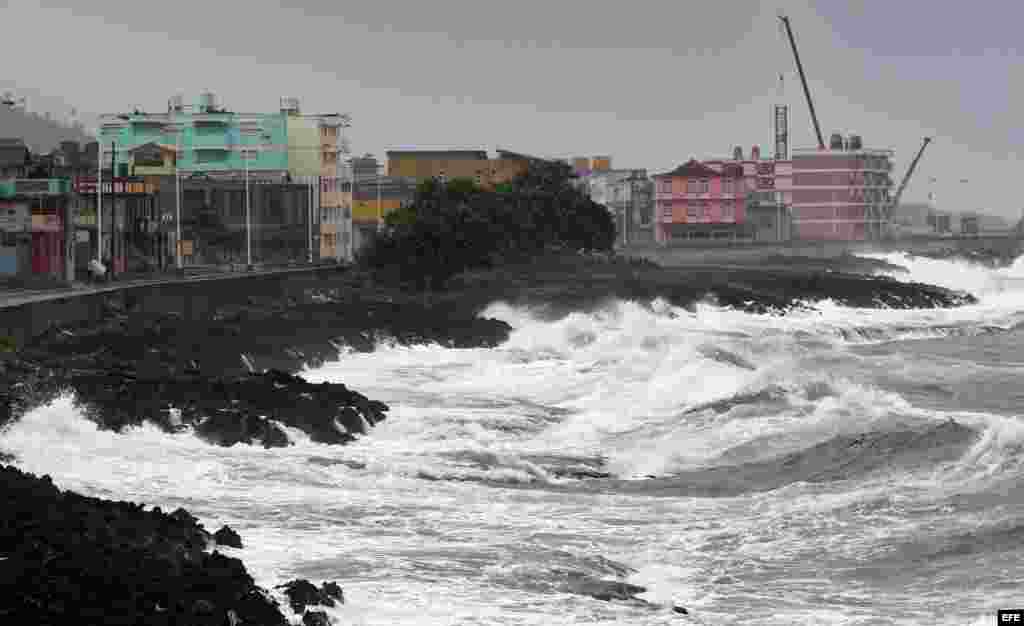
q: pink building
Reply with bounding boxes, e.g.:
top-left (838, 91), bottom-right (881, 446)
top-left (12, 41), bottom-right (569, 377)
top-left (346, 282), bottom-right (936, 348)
top-left (653, 159), bottom-right (747, 243)
top-left (704, 145), bottom-right (793, 208)
top-left (789, 141), bottom-right (894, 240)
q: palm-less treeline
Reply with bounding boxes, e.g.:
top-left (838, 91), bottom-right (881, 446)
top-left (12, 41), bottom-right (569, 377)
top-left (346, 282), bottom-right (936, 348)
top-left (358, 159), bottom-right (616, 289)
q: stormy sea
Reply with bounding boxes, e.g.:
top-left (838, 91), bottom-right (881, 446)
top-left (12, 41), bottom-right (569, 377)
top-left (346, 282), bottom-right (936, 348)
top-left (3, 252), bottom-right (1023, 625)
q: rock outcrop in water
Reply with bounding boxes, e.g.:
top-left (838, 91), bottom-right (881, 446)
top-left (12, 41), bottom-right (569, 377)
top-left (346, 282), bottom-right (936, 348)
top-left (276, 579), bottom-right (345, 613)
top-left (446, 252), bottom-right (978, 316)
top-left (0, 464), bottom-right (288, 625)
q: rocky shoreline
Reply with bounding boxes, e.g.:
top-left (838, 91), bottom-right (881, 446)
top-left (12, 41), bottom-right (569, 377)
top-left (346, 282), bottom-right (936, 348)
top-left (0, 252), bottom-right (977, 444)
top-left (0, 251), bottom-right (981, 622)
top-left (0, 463), bottom-right (344, 625)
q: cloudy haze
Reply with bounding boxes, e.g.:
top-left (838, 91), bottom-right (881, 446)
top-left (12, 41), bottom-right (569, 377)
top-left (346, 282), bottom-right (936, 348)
top-left (3, 0), bottom-right (1021, 218)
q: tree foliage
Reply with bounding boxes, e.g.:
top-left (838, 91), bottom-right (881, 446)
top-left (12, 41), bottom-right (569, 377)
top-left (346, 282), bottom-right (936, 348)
top-left (358, 160), bottom-right (615, 289)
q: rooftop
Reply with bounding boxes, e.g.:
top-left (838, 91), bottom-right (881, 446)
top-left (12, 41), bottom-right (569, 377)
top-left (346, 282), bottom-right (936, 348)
top-left (654, 159), bottom-right (737, 179)
top-left (791, 147), bottom-right (894, 157)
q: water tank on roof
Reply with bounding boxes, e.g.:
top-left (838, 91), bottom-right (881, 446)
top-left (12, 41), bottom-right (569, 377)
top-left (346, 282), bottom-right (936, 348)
top-left (733, 146), bottom-right (743, 160)
top-left (830, 133), bottom-right (845, 150)
top-left (198, 91), bottom-right (217, 113)
top-left (168, 94), bottom-right (184, 113)
top-left (848, 134), bottom-right (863, 151)
top-left (280, 97), bottom-right (301, 115)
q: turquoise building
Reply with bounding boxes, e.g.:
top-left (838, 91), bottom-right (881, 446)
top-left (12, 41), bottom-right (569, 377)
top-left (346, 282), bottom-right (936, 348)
top-left (97, 92), bottom-right (291, 179)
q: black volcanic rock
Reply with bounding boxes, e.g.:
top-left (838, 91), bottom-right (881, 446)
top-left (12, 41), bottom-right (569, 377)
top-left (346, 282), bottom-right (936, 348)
top-left (321, 581), bottom-right (345, 604)
top-left (58, 369), bottom-right (388, 449)
top-left (214, 525), bottom-right (243, 549)
top-left (303, 610), bottom-right (331, 626)
top-left (0, 464), bottom-right (287, 625)
top-left (275, 579), bottom-right (343, 613)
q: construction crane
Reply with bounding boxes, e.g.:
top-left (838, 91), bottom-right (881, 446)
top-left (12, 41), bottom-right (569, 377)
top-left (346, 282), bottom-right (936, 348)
top-left (779, 14), bottom-right (825, 150)
top-left (891, 137), bottom-right (933, 211)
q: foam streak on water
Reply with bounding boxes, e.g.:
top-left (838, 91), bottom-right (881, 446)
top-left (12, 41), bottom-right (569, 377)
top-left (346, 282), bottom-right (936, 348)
top-left (2, 253), bottom-right (1023, 625)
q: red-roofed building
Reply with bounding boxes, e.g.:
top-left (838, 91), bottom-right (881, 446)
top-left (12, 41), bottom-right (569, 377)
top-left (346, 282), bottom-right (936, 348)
top-left (653, 159), bottom-right (747, 243)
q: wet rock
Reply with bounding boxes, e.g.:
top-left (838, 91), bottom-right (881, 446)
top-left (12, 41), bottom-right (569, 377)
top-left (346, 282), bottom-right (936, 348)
top-left (303, 609), bottom-right (332, 626)
top-left (570, 578), bottom-right (648, 602)
top-left (214, 525), bottom-right (243, 549)
top-left (673, 605), bottom-right (689, 615)
top-left (192, 598), bottom-right (216, 615)
top-left (321, 581), bottom-right (345, 604)
top-left (0, 464), bottom-right (287, 625)
top-left (276, 579), bottom-right (338, 613)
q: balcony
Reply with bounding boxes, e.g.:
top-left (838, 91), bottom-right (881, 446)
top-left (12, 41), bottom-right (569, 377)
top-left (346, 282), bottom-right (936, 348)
top-left (130, 116), bottom-right (168, 126)
top-left (191, 114), bottom-right (231, 125)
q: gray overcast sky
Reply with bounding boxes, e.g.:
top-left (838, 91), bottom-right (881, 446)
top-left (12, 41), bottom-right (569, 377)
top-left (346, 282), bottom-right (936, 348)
top-left (3, 0), bottom-right (1022, 218)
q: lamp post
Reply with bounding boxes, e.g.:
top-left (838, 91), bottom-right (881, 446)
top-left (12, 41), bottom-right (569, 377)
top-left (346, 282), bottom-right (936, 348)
top-left (96, 132), bottom-right (103, 264)
top-left (173, 125), bottom-right (183, 269)
top-left (241, 127), bottom-right (272, 269)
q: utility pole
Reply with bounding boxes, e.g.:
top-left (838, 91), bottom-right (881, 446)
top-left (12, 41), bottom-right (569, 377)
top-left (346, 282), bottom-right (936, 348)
top-left (175, 125), bottom-right (183, 270)
top-left (96, 138), bottom-right (102, 264)
top-left (110, 141), bottom-right (117, 278)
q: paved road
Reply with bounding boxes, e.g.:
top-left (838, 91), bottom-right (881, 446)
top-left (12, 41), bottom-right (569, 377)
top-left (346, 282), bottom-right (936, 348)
top-left (0, 265), bottom-right (344, 310)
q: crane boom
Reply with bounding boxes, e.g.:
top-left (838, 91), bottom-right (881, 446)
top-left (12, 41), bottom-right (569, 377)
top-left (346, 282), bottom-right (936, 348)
top-left (779, 15), bottom-right (825, 150)
top-left (891, 137), bottom-right (932, 210)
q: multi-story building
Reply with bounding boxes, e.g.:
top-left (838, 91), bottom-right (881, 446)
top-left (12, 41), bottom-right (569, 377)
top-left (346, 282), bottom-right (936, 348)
top-left (0, 139), bottom-right (31, 178)
top-left (653, 159), bottom-right (747, 243)
top-left (0, 178), bottom-right (73, 278)
top-left (704, 145), bottom-right (792, 208)
top-left (789, 135), bottom-right (894, 240)
top-left (580, 168), bottom-right (654, 246)
top-left (95, 93), bottom-right (350, 266)
top-left (384, 148), bottom-right (533, 190)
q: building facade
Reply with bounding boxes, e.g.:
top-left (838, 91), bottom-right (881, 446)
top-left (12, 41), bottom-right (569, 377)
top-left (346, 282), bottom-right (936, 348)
top-left (0, 178), bottom-right (73, 277)
top-left (0, 139), bottom-right (31, 179)
top-left (384, 149), bottom-right (533, 190)
top-left (789, 140), bottom-right (894, 241)
top-left (579, 168), bottom-right (654, 246)
top-left (653, 159), bottom-right (747, 243)
top-left (95, 93), bottom-right (350, 265)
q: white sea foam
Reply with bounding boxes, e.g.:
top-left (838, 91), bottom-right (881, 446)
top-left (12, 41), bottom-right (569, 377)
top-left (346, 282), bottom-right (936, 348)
top-left (2, 252), bottom-right (1023, 624)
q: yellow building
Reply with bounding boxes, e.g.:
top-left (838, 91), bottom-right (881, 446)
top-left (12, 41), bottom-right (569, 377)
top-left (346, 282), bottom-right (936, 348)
top-left (384, 149), bottom-right (536, 189)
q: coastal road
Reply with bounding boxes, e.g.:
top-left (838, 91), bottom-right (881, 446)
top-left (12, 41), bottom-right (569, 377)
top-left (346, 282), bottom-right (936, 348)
top-left (0, 265), bottom-right (346, 310)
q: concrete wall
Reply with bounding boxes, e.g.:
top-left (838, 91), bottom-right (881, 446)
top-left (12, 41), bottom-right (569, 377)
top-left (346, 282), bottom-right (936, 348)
top-left (625, 236), bottom-right (1024, 267)
top-left (0, 266), bottom-right (347, 349)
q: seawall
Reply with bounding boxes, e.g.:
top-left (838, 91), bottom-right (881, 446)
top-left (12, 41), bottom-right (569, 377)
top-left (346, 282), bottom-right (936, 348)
top-left (624, 236), bottom-right (1024, 267)
top-left (0, 266), bottom-right (347, 349)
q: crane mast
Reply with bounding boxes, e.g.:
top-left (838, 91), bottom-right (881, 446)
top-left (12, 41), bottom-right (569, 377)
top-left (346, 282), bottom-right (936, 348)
top-left (891, 137), bottom-right (932, 210)
top-left (779, 15), bottom-right (825, 150)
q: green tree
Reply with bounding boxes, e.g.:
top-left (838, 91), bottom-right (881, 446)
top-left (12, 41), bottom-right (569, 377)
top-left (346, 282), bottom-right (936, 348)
top-left (360, 163), bottom-right (615, 289)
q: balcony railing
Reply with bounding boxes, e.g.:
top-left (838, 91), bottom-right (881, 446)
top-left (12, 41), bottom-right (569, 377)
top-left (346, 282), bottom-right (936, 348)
top-left (191, 114), bottom-right (231, 125)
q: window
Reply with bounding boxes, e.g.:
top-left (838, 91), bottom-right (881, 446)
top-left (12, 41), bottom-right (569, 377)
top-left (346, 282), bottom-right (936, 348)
top-left (723, 202), bottom-right (735, 220)
top-left (723, 178), bottom-right (733, 195)
top-left (687, 203), bottom-right (698, 218)
top-left (640, 204), bottom-right (651, 225)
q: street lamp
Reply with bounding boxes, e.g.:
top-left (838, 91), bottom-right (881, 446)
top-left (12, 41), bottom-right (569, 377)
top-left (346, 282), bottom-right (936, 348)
top-left (239, 125), bottom-right (272, 269)
top-left (166, 124), bottom-right (184, 270)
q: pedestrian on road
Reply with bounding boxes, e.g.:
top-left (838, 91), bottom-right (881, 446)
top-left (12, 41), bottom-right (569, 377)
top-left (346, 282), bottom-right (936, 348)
top-left (88, 259), bottom-right (106, 285)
